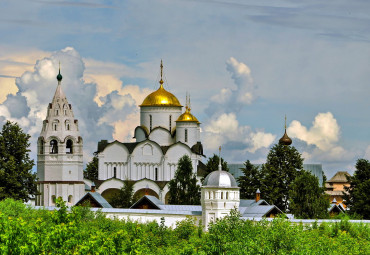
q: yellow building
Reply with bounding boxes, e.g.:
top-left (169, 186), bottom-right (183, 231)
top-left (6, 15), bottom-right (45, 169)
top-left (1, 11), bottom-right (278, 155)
top-left (325, 171), bottom-right (350, 208)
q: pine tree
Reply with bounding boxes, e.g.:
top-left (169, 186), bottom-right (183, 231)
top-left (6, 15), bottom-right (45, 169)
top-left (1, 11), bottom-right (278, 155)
top-left (343, 159), bottom-right (370, 219)
top-left (110, 179), bottom-right (135, 208)
top-left (238, 160), bottom-right (262, 199)
top-left (202, 154), bottom-right (229, 181)
top-left (289, 170), bottom-right (329, 218)
top-left (168, 155), bottom-right (200, 205)
top-left (0, 121), bottom-right (37, 202)
top-left (261, 143), bottom-right (303, 212)
top-left (84, 155), bottom-right (98, 181)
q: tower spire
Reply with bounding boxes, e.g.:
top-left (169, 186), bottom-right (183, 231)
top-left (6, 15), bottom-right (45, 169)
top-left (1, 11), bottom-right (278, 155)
top-left (285, 114), bottom-right (287, 130)
top-left (279, 115), bottom-right (292, 145)
top-left (218, 146), bottom-right (222, 171)
top-left (159, 59), bottom-right (164, 88)
top-left (56, 61), bottom-right (63, 84)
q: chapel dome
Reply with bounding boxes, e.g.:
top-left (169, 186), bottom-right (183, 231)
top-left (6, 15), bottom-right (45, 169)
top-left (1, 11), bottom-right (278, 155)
top-left (140, 82), bottom-right (182, 107)
top-left (203, 170), bottom-right (238, 188)
top-left (279, 130), bottom-right (292, 145)
top-left (176, 108), bottom-right (199, 123)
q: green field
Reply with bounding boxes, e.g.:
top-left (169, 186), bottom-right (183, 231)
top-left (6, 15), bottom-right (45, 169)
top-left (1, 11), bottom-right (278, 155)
top-left (0, 199), bottom-right (369, 254)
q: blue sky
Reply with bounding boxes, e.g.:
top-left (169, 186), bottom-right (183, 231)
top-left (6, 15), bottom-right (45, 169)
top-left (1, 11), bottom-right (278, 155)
top-left (0, 0), bottom-right (369, 178)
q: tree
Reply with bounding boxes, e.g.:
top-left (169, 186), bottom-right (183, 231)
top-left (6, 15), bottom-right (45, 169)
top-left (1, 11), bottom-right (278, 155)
top-left (344, 159), bottom-right (370, 219)
top-left (0, 121), bottom-right (37, 202)
top-left (260, 143), bottom-right (304, 212)
top-left (110, 179), bottom-right (136, 208)
top-left (84, 155), bottom-right (98, 181)
top-left (168, 155), bottom-right (200, 205)
top-left (202, 154), bottom-right (229, 181)
top-left (237, 160), bottom-right (262, 199)
top-left (289, 170), bottom-right (329, 219)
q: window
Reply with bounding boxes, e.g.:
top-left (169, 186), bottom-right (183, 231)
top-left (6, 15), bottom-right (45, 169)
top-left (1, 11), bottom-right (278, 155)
top-left (39, 140), bottom-right (44, 154)
top-left (68, 195), bottom-right (73, 204)
top-left (113, 167), bottom-right (117, 178)
top-left (169, 115), bottom-right (172, 131)
top-left (50, 140), bottom-right (58, 154)
top-left (65, 120), bottom-right (70, 131)
top-left (67, 124), bottom-right (70, 130)
top-left (55, 109), bottom-right (59, 116)
top-left (185, 129), bottom-right (188, 142)
top-left (155, 168), bottom-right (158, 181)
top-left (51, 195), bottom-right (56, 204)
top-left (66, 139), bottom-right (73, 154)
top-left (149, 115), bottom-right (152, 131)
top-left (54, 123), bottom-right (57, 131)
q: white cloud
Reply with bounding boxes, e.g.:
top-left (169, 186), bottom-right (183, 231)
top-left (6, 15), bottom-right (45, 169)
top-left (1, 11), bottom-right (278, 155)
top-left (203, 113), bottom-right (275, 153)
top-left (288, 112), bottom-right (350, 161)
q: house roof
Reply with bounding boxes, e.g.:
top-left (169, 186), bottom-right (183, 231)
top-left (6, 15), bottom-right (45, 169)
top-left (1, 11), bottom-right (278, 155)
top-left (327, 171), bottom-right (350, 183)
top-left (241, 205), bottom-right (282, 218)
top-left (75, 192), bottom-right (112, 208)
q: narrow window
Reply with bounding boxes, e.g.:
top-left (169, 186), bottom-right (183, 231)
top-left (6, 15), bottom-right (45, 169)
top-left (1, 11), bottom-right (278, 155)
top-left (68, 195), bottom-right (73, 204)
top-left (54, 123), bottom-right (57, 131)
top-left (149, 115), bottom-right (152, 131)
top-left (221, 192), bottom-right (223, 199)
top-left (185, 129), bottom-right (188, 142)
top-left (52, 195), bottom-right (56, 204)
top-left (39, 140), bottom-right (44, 154)
top-left (50, 140), bottom-right (58, 154)
top-left (55, 110), bottom-right (59, 116)
top-left (66, 139), bottom-right (73, 154)
top-left (113, 167), bottom-right (117, 178)
top-left (67, 124), bottom-right (70, 130)
top-left (169, 115), bottom-right (172, 131)
top-left (155, 167), bottom-right (158, 181)
top-left (64, 109), bottom-right (67, 115)
top-left (226, 192), bottom-right (229, 200)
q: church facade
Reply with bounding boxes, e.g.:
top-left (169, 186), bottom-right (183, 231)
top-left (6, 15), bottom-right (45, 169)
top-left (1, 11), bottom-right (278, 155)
top-left (95, 61), bottom-right (204, 203)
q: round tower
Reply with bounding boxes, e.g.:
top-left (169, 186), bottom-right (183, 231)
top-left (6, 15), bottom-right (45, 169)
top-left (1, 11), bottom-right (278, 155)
top-left (176, 94), bottom-right (200, 147)
top-left (36, 64), bottom-right (84, 206)
top-left (138, 60), bottom-right (182, 142)
top-left (201, 148), bottom-right (240, 230)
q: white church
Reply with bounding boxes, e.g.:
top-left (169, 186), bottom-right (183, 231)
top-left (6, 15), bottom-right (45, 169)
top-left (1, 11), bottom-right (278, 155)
top-left (35, 62), bottom-right (283, 228)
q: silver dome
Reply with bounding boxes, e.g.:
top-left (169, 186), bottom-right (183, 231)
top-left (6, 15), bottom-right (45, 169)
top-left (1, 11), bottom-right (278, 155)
top-left (202, 170), bottom-right (238, 188)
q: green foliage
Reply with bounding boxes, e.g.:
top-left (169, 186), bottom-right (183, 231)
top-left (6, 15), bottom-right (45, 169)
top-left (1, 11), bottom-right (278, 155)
top-left (0, 121), bottom-right (37, 202)
top-left (202, 153), bottom-right (229, 182)
top-left (238, 160), bottom-right (262, 199)
top-left (260, 143), bottom-right (304, 212)
top-left (168, 155), bottom-right (201, 205)
top-left (289, 170), bottom-right (330, 219)
top-left (0, 199), bottom-right (369, 254)
top-left (83, 155), bottom-right (99, 181)
top-left (110, 179), bottom-right (136, 208)
top-left (344, 159), bottom-right (370, 219)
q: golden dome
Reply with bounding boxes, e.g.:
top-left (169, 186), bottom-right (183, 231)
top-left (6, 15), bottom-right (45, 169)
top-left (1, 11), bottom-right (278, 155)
top-left (140, 60), bottom-right (182, 107)
top-left (140, 83), bottom-right (182, 107)
top-left (279, 115), bottom-right (292, 146)
top-left (176, 108), bottom-right (200, 123)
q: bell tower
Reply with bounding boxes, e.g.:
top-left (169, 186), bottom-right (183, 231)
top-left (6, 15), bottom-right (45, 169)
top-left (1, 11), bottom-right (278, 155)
top-left (36, 64), bottom-right (84, 206)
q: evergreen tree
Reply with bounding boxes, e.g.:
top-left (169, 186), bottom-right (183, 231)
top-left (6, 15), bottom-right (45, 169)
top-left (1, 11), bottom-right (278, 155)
top-left (168, 155), bottom-right (200, 205)
top-left (261, 143), bottom-right (304, 212)
top-left (84, 155), bottom-right (98, 181)
top-left (238, 160), bottom-right (262, 199)
top-left (289, 170), bottom-right (329, 219)
top-left (202, 154), bottom-right (229, 181)
top-left (344, 159), bottom-right (370, 219)
top-left (0, 121), bottom-right (37, 202)
top-left (110, 179), bottom-right (135, 208)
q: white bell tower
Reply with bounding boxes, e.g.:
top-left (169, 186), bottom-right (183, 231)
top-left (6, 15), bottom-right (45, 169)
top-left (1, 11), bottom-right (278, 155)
top-left (36, 64), bottom-right (84, 206)
top-left (201, 147), bottom-right (240, 230)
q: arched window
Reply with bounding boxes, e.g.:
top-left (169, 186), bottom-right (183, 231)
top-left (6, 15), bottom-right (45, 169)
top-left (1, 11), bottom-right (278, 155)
top-left (149, 115), bottom-right (152, 131)
top-left (51, 195), bottom-right (56, 204)
top-left (169, 115), bottom-right (172, 131)
top-left (39, 139), bottom-right (44, 154)
top-left (50, 140), bottom-right (58, 154)
top-left (65, 120), bottom-right (70, 131)
top-left (66, 139), bottom-right (73, 154)
top-left (55, 109), bottom-right (59, 116)
top-left (53, 120), bottom-right (59, 131)
top-left (113, 167), bottom-right (117, 178)
top-left (185, 129), bottom-right (188, 142)
top-left (155, 167), bottom-right (158, 181)
top-left (68, 195), bottom-right (73, 204)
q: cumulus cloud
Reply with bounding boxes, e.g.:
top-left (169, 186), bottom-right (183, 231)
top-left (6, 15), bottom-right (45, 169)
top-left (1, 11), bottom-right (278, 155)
top-left (202, 58), bottom-right (274, 157)
top-left (203, 113), bottom-right (275, 154)
top-left (288, 112), bottom-right (351, 161)
top-left (205, 57), bottom-right (255, 116)
top-left (0, 47), bottom-right (149, 164)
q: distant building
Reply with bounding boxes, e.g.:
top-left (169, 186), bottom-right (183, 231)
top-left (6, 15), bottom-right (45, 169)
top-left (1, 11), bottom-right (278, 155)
top-left (325, 171), bottom-right (350, 208)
